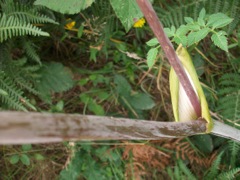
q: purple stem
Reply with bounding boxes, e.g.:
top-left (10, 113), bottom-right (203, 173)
top-left (136, 0), bottom-right (201, 117)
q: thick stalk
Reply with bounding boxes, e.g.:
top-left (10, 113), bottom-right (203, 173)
top-left (0, 111), bottom-right (207, 145)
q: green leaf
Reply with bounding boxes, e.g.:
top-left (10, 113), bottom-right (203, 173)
top-left (9, 155), bottom-right (20, 164)
top-left (114, 74), bottom-right (132, 96)
top-left (176, 25), bottom-right (189, 36)
top-left (54, 100), bottom-right (64, 112)
top-left (173, 35), bottom-right (187, 46)
top-left (211, 32), bottom-right (228, 52)
top-left (164, 27), bottom-right (175, 37)
top-left (191, 135), bottom-right (213, 154)
top-left (197, 17), bottom-right (205, 26)
top-left (21, 144), bottom-right (32, 151)
top-left (130, 93), bottom-right (155, 110)
top-left (77, 25), bottom-right (84, 38)
top-left (147, 48), bottom-right (158, 68)
top-left (109, 0), bottom-right (143, 32)
top-left (185, 24), bottom-right (200, 31)
top-left (88, 100), bottom-right (105, 115)
top-left (199, 8), bottom-right (206, 19)
top-left (34, 153), bottom-right (45, 161)
top-left (207, 13), bottom-right (233, 29)
top-left (0, 89), bottom-right (8, 96)
top-left (36, 62), bottom-right (74, 103)
top-left (146, 38), bottom-right (159, 46)
top-left (187, 27), bottom-right (210, 46)
top-left (20, 154), bottom-right (30, 166)
top-left (184, 17), bottom-right (194, 24)
top-left (34, 0), bottom-right (95, 14)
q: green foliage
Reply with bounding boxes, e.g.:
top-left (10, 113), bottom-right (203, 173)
top-left (0, 0), bottom-right (240, 179)
top-left (34, 0), bottom-right (95, 14)
top-left (190, 135), bottom-right (214, 154)
top-left (165, 8), bottom-right (232, 51)
top-left (146, 8), bottom-right (232, 68)
top-left (114, 74), bottom-right (155, 118)
top-left (60, 143), bottom-right (124, 180)
top-left (9, 144), bottom-right (44, 167)
top-left (36, 62), bottom-right (74, 103)
top-left (0, 0), bottom-right (58, 42)
top-left (156, 0), bottom-right (240, 34)
top-left (166, 159), bottom-right (197, 180)
top-left (109, 0), bottom-right (143, 32)
top-left (217, 73), bottom-right (240, 126)
top-left (0, 13), bottom-right (49, 42)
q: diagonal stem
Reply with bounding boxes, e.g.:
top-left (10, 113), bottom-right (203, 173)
top-left (136, 0), bottom-right (201, 117)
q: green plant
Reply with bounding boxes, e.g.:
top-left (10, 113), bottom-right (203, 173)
top-left (60, 143), bottom-right (125, 180)
top-left (146, 8), bottom-right (233, 68)
top-left (9, 144), bottom-right (44, 166)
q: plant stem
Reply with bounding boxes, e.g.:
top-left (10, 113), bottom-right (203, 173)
top-left (136, 0), bottom-right (201, 117)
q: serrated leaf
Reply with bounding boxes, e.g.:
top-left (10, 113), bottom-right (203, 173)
top-left (130, 93), bottom-right (155, 110)
top-left (34, 0), bottom-right (95, 14)
top-left (9, 155), bottom-right (20, 164)
top-left (186, 24), bottom-right (200, 31)
top-left (197, 17), bottom-right (205, 26)
top-left (211, 32), bottom-right (228, 52)
top-left (207, 13), bottom-right (233, 29)
top-left (176, 25), bottom-right (189, 36)
top-left (147, 48), bottom-right (158, 68)
top-left (173, 35), bottom-right (187, 46)
top-left (164, 28), bottom-right (175, 37)
top-left (20, 154), bottom-right (30, 166)
top-left (184, 17), bottom-right (194, 24)
top-left (146, 38), bottom-right (159, 46)
top-left (109, 0), bottom-right (143, 32)
top-left (36, 62), bottom-right (74, 103)
top-left (199, 8), bottom-right (206, 19)
top-left (187, 28), bottom-right (210, 46)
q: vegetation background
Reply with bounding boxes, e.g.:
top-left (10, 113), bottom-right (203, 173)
top-left (0, 0), bottom-right (240, 179)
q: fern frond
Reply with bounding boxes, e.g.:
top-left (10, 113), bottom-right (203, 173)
top-left (217, 73), bottom-right (240, 124)
top-left (178, 160), bottom-right (197, 180)
top-left (0, 13), bottom-right (49, 42)
top-left (204, 151), bottom-right (223, 179)
top-left (1, 0), bottom-right (58, 24)
top-left (217, 167), bottom-right (240, 180)
top-left (21, 40), bottom-right (41, 64)
top-left (155, 0), bottom-right (240, 33)
top-left (228, 141), bottom-right (240, 168)
top-left (0, 72), bottom-right (27, 111)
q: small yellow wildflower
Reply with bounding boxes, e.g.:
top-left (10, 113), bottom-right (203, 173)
top-left (133, 18), bottom-right (146, 28)
top-left (65, 19), bottom-right (76, 30)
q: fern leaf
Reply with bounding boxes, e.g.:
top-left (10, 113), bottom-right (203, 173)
top-left (178, 160), bottom-right (197, 180)
top-left (217, 73), bottom-right (240, 123)
top-left (0, 14), bottom-right (49, 42)
top-left (1, 0), bottom-right (58, 25)
top-left (204, 151), bottom-right (223, 179)
top-left (0, 73), bottom-right (27, 111)
top-left (22, 40), bottom-right (41, 64)
top-left (217, 167), bottom-right (240, 180)
top-left (228, 141), bottom-right (240, 168)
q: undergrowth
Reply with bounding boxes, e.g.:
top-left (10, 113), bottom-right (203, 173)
top-left (0, 0), bottom-right (240, 179)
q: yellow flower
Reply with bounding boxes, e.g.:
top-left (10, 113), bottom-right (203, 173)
top-left (133, 18), bottom-right (146, 28)
top-left (65, 19), bottom-right (76, 30)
